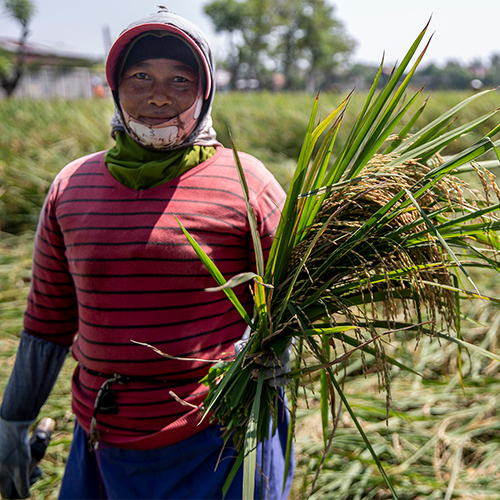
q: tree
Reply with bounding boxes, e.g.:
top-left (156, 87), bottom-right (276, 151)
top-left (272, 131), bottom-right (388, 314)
top-left (1, 0), bottom-right (36, 97)
top-left (484, 53), bottom-right (500, 88)
top-left (204, 0), bottom-right (355, 90)
top-left (205, 0), bottom-right (274, 89)
top-left (271, 0), bottom-right (355, 90)
top-left (414, 60), bottom-right (474, 90)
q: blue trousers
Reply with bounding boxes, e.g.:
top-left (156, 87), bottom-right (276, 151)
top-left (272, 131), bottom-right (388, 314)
top-left (58, 412), bottom-right (294, 499)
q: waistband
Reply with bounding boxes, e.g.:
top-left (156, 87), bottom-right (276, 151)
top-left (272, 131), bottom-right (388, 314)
top-left (80, 364), bottom-right (210, 451)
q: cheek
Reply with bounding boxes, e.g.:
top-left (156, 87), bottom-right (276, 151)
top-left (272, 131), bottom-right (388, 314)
top-left (118, 85), bottom-right (142, 116)
top-left (177, 87), bottom-right (199, 111)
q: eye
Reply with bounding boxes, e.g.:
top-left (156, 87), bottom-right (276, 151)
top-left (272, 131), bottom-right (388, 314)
top-left (172, 75), bottom-right (197, 84)
top-left (133, 72), bottom-right (150, 80)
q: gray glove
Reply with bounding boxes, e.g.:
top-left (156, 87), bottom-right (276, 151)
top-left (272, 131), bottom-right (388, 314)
top-left (235, 339), bottom-right (291, 388)
top-left (0, 418), bottom-right (32, 499)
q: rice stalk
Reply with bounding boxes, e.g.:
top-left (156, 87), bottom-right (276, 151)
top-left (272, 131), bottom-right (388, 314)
top-left (177, 22), bottom-right (500, 499)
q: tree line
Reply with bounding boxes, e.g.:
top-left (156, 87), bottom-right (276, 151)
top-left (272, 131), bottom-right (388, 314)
top-left (205, 0), bottom-right (500, 92)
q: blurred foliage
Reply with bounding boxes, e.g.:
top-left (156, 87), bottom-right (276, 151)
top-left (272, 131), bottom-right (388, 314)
top-left (0, 99), bottom-right (114, 233)
top-left (1, 90), bottom-right (499, 234)
top-left (3, 0), bottom-right (36, 27)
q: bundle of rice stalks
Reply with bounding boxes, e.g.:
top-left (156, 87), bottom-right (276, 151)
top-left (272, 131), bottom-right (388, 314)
top-left (178, 21), bottom-right (500, 499)
top-left (280, 156), bottom-right (461, 330)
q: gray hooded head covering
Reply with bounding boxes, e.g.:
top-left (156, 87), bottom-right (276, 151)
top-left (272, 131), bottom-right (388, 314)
top-left (106, 7), bottom-right (219, 150)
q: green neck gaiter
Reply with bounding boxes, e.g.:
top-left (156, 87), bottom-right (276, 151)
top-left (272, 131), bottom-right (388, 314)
top-left (104, 131), bottom-right (216, 190)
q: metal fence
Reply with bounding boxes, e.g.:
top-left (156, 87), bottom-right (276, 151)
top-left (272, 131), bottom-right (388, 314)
top-left (8, 66), bottom-right (103, 99)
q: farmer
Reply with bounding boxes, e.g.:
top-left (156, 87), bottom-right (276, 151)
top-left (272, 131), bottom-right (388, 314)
top-left (0, 8), bottom-right (293, 500)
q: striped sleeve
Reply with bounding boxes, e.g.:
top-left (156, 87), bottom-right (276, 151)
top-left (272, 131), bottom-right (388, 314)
top-left (24, 165), bottom-right (79, 346)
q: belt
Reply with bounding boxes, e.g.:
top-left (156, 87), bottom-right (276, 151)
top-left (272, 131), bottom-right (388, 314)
top-left (81, 364), bottom-right (201, 451)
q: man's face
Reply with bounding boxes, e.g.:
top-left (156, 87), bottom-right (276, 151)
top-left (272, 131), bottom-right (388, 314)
top-left (118, 58), bottom-right (199, 124)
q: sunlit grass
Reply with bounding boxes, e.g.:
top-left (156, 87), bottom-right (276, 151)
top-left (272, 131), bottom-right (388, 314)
top-left (1, 90), bottom-right (499, 233)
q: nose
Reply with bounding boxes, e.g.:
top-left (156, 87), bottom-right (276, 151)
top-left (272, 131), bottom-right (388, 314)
top-left (147, 81), bottom-right (172, 107)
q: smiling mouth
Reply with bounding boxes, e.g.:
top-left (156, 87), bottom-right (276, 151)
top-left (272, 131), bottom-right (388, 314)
top-left (139, 116), bottom-right (174, 126)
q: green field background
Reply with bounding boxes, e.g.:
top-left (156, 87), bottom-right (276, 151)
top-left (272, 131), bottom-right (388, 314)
top-left (1, 90), bottom-right (500, 499)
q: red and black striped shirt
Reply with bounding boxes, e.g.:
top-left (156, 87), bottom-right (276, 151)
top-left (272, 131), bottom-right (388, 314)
top-left (24, 146), bottom-right (285, 448)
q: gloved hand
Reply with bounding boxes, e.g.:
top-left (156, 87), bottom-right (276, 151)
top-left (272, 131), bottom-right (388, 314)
top-left (0, 417), bottom-right (32, 499)
top-left (235, 339), bottom-right (291, 388)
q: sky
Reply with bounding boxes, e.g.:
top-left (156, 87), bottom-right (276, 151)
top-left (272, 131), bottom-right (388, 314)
top-left (0, 0), bottom-right (499, 68)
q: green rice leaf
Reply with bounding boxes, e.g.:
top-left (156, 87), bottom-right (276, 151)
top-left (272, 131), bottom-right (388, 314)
top-left (290, 303), bottom-right (400, 498)
top-left (326, 59), bottom-right (384, 185)
top-left (346, 87), bottom-right (424, 177)
top-left (231, 136), bottom-right (265, 278)
top-left (393, 88), bottom-right (498, 156)
top-left (331, 20), bottom-right (431, 183)
top-left (242, 371), bottom-right (265, 500)
top-left (389, 111), bottom-right (499, 168)
top-left (265, 95), bottom-right (320, 283)
top-left (176, 216), bottom-right (252, 326)
top-left (384, 94), bottom-right (430, 153)
top-left (222, 452), bottom-right (244, 498)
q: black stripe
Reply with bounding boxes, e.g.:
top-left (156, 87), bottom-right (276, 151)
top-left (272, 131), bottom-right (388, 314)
top-left (34, 243), bottom-right (62, 263)
top-left (74, 286), bottom-right (252, 299)
top-left (78, 295), bottom-right (227, 312)
top-left (57, 198), bottom-right (246, 219)
top-left (60, 214), bottom-right (244, 233)
top-left (74, 348), bottom-right (231, 370)
top-left (62, 172), bottom-right (104, 178)
top-left (31, 289), bottom-right (77, 300)
top-left (74, 285), bottom-right (202, 295)
top-left (55, 184), bottom-right (246, 206)
top-left (67, 255), bottom-right (247, 263)
top-left (76, 318), bottom-right (244, 348)
top-left (58, 172), bottom-right (105, 183)
top-left (32, 258), bottom-right (70, 275)
top-left (28, 297), bottom-right (77, 312)
top-left (24, 310), bottom-right (78, 324)
top-left (78, 309), bottom-right (242, 333)
top-left (70, 271), bottom-right (213, 279)
top-left (31, 271), bottom-right (73, 287)
top-left (37, 233), bottom-right (65, 251)
top-left (75, 345), bottom-right (223, 380)
top-left (194, 172), bottom-right (266, 197)
top-left (62, 185), bottom-right (116, 191)
top-left (64, 240), bottom-right (244, 248)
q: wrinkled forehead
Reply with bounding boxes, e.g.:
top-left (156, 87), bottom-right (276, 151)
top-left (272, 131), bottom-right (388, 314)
top-left (106, 23), bottom-right (212, 99)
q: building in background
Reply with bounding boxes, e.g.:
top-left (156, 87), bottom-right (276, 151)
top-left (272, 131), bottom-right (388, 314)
top-left (0, 37), bottom-right (104, 99)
